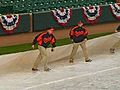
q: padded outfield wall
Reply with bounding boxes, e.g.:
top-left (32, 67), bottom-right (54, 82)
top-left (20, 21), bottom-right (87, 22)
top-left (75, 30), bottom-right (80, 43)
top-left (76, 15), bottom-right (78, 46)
top-left (0, 4), bottom-right (119, 36)
top-left (0, 14), bottom-right (30, 35)
top-left (33, 5), bottom-right (120, 32)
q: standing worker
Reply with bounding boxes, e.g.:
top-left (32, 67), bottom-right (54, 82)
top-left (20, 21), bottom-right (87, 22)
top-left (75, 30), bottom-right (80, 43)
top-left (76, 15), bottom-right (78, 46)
top-left (32, 27), bottom-right (56, 71)
top-left (110, 25), bottom-right (120, 53)
top-left (69, 21), bottom-right (92, 63)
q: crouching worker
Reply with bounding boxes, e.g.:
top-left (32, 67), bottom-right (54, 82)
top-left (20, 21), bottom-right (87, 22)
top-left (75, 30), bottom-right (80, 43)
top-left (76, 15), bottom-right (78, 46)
top-left (69, 21), bottom-right (92, 63)
top-left (32, 28), bottom-right (56, 71)
top-left (110, 25), bottom-right (120, 53)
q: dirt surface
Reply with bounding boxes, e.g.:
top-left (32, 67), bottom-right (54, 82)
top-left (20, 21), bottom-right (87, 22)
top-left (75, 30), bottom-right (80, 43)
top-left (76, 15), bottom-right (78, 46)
top-left (0, 22), bottom-right (119, 47)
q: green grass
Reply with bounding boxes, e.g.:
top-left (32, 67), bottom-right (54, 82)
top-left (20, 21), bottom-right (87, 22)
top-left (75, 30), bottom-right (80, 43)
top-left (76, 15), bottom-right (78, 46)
top-left (0, 32), bottom-right (113, 55)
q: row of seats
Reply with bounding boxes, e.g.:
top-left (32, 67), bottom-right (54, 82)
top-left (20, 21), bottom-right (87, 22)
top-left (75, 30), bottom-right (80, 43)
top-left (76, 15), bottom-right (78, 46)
top-left (0, 0), bottom-right (116, 14)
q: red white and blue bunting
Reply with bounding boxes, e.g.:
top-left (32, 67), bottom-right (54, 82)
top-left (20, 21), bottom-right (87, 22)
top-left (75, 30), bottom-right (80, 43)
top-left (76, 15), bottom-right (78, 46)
top-left (82, 6), bottom-right (102, 24)
top-left (52, 8), bottom-right (72, 26)
top-left (109, 3), bottom-right (120, 20)
top-left (0, 14), bottom-right (20, 33)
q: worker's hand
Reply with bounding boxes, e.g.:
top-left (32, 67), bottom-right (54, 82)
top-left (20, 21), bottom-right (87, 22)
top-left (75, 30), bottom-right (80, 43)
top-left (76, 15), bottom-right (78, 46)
top-left (115, 30), bottom-right (118, 33)
top-left (32, 45), bottom-right (35, 49)
top-left (84, 38), bottom-right (87, 42)
top-left (71, 39), bottom-right (73, 42)
top-left (51, 48), bottom-right (54, 52)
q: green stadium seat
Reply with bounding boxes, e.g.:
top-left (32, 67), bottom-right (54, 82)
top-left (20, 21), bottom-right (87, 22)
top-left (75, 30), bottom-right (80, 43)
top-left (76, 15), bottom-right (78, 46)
top-left (0, 0), bottom-right (116, 13)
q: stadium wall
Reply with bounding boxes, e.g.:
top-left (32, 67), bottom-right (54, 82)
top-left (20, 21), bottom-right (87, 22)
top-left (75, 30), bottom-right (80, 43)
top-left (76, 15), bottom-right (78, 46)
top-left (0, 14), bottom-right (30, 35)
top-left (33, 5), bottom-right (119, 31)
top-left (0, 5), bottom-right (120, 47)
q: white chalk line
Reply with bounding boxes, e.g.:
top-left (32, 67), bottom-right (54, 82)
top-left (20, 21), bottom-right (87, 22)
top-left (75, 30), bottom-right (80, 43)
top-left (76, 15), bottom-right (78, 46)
top-left (23, 66), bottom-right (120, 90)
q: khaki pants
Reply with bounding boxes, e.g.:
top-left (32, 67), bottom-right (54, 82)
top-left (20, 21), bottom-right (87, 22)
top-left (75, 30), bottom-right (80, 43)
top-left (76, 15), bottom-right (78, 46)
top-left (112, 40), bottom-right (120, 49)
top-left (33, 46), bottom-right (48, 70)
top-left (70, 40), bottom-right (89, 61)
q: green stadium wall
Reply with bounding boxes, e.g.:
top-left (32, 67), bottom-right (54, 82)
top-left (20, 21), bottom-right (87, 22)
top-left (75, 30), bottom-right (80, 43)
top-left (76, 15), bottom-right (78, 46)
top-left (0, 14), bottom-right (30, 35)
top-left (0, 5), bottom-right (119, 35)
top-left (33, 5), bottom-right (119, 32)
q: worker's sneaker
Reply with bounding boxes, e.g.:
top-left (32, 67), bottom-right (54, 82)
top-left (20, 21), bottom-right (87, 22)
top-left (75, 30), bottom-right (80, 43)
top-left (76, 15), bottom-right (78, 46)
top-left (85, 59), bottom-right (92, 62)
top-left (44, 68), bottom-right (51, 72)
top-left (110, 48), bottom-right (115, 53)
top-left (32, 68), bottom-right (39, 71)
top-left (69, 59), bottom-right (74, 63)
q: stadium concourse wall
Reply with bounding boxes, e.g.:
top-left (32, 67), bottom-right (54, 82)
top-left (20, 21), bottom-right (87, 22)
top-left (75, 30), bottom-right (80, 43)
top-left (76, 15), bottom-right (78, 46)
top-left (0, 5), bottom-right (119, 47)
top-left (33, 5), bottom-right (119, 31)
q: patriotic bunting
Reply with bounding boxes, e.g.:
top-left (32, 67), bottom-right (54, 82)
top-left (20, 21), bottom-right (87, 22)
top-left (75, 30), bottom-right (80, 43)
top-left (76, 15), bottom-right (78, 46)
top-left (82, 5), bottom-right (102, 23)
top-left (0, 14), bottom-right (20, 34)
top-left (52, 8), bottom-right (72, 26)
top-left (109, 3), bottom-right (120, 20)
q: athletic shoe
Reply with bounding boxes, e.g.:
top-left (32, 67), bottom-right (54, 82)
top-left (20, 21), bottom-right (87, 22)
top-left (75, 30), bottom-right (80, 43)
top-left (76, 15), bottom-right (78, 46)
top-left (69, 59), bottom-right (74, 63)
top-left (32, 68), bottom-right (39, 71)
top-left (110, 48), bottom-right (115, 53)
top-left (85, 59), bottom-right (92, 62)
top-left (44, 68), bottom-right (51, 72)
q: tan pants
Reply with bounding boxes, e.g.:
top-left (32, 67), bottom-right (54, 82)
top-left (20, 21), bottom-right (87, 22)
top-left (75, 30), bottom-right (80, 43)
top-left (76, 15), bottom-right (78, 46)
top-left (112, 40), bottom-right (120, 49)
top-left (33, 46), bottom-right (48, 70)
top-left (70, 40), bottom-right (89, 61)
